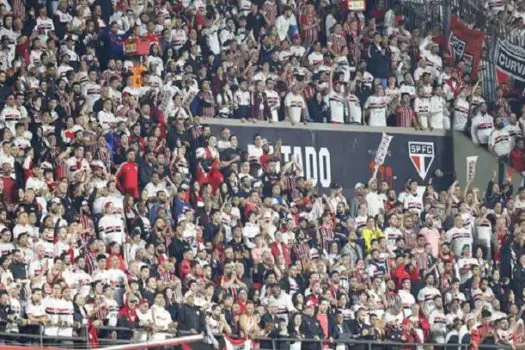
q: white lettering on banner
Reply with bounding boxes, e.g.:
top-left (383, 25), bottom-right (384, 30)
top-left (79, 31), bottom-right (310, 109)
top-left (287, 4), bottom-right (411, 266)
top-left (305, 147), bottom-right (317, 185)
top-left (281, 145), bottom-right (332, 187)
top-left (318, 148), bottom-right (331, 188)
top-left (250, 144), bottom-right (332, 188)
top-left (495, 39), bottom-right (525, 81)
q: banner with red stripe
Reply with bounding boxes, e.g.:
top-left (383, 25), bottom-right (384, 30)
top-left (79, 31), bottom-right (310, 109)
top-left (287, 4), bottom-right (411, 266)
top-left (223, 336), bottom-right (252, 350)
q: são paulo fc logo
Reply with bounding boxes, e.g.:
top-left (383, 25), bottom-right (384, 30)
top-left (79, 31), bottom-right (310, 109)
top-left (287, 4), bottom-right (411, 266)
top-left (408, 142), bottom-right (435, 180)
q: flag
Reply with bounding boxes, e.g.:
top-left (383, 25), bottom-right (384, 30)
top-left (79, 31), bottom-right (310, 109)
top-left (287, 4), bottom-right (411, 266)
top-left (448, 16), bottom-right (485, 78)
top-left (348, 0), bottom-right (366, 11)
top-left (87, 319), bottom-right (98, 349)
top-left (494, 39), bottom-right (525, 84)
top-left (223, 336), bottom-right (252, 350)
top-left (123, 35), bottom-right (160, 56)
top-left (466, 156), bottom-right (478, 184)
top-left (374, 133), bottom-right (393, 167)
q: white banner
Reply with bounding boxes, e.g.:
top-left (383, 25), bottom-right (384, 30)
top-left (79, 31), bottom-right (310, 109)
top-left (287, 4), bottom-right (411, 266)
top-left (466, 156), bottom-right (478, 183)
top-left (374, 133), bottom-right (393, 166)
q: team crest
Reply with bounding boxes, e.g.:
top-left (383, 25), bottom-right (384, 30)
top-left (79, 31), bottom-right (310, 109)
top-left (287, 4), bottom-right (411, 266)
top-left (408, 142), bottom-right (435, 180)
top-left (449, 33), bottom-right (465, 59)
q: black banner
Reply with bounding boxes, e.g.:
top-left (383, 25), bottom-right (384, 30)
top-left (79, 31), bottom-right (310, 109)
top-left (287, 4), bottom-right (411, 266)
top-left (210, 123), bottom-right (454, 197)
top-left (495, 39), bottom-right (525, 82)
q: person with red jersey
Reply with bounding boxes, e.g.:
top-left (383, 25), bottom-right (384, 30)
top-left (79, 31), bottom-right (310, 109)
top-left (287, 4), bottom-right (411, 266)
top-left (115, 149), bottom-right (139, 199)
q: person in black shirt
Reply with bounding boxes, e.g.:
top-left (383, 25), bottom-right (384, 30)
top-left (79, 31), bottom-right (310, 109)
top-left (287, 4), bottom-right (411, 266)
top-left (301, 302), bottom-right (323, 350)
top-left (0, 290), bottom-right (13, 332)
top-left (246, 4), bottom-right (265, 40)
top-left (229, 225), bottom-right (248, 254)
top-left (219, 135), bottom-right (242, 179)
top-left (169, 225), bottom-right (191, 264)
top-left (10, 249), bottom-right (27, 281)
top-left (204, 209), bottom-right (222, 242)
top-left (178, 294), bottom-right (204, 334)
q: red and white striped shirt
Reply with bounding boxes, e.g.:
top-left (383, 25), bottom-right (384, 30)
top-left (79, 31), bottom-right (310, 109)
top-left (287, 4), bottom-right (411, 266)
top-left (300, 12), bottom-right (318, 44)
top-left (395, 105), bottom-right (415, 127)
top-left (328, 33), bottom-right (347, 56)
top-left (262, 1), bottom-right (278, 26)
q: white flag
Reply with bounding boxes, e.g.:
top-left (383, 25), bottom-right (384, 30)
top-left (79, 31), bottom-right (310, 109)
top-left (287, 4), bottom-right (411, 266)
top-left (374, 133), bottom-right (393, 166)
top-left (224, 336), bottom-right (252, 350)
top-left (466, 156), bottom-right (478, 183)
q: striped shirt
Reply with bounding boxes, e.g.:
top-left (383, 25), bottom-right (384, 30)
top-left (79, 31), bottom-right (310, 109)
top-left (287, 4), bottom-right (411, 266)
top-left (300, 12), bottom-right (319, 44)
top-left (328, 33), bottom-right (347, 56)
top-left (395, 105), bottom-right (415, 127)
top-left (262, 1), bottom-right (278, 26)
top-left (320, 224), bottom-right (335, 252)
top-left (199, 91), bottom-right (216, 118)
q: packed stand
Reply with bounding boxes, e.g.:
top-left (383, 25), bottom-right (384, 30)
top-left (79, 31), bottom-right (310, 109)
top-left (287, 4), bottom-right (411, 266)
top-left (0, 0), bottom-right (523, 347)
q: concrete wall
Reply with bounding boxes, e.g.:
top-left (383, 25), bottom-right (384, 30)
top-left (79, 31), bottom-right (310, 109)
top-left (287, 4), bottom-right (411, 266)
top-left (452, 131), bottom-right (523, 192)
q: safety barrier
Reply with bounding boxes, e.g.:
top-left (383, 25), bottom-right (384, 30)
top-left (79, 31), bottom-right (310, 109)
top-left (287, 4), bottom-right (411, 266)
top-left (0, 329), bottom-right (512, 350)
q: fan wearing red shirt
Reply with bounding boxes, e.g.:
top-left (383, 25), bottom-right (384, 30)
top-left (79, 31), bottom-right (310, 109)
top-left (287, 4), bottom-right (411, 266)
top-left (510, 138), bottom-right (525, 172)
top-left (116, 149), bottom-right (139, 199)
top-left (1, 162), bottom-right (17, 205)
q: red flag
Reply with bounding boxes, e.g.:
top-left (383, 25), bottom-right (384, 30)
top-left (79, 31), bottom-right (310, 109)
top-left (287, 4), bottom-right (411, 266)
top-left (87, 319), bottom-right (99, 349)
top-left (123, 36), bottom-right (160, 56)
top-left (448, 16), bottom-right (485, 79)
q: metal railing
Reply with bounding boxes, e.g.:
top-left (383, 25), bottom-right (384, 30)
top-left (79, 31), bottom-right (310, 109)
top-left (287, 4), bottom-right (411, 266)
top-left (253, 337), bottom-right (511, 350)
top-left (0, 328), bottom-right (513, 350)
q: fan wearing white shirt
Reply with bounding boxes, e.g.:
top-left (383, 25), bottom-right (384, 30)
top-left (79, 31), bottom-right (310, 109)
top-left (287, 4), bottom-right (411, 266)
top-left (285, 84), bottom-right (307, 125)
top-left (265, 79), bottom-right (281, 123)
top-left (243, 211), bottom-right (260, 249)
top-left (398, 278), bottom-right (416, 317)
top-left (219, 18), bottom-right (236, 51)
top-left (446, 215), bottom-right (473, 258)
top-left (403, 180), bottom-right (425, 214)
top-left (366, 178), bottom-right (385, 217)
top-left (82, 70), bottom-right (102, 111)
top-left (429, 85), bottom-right (450, 129)
top-left (414, 86), bottom-right (431, 130)
top-left (144, 172), bottom-right (168, 201)
top-left (97, 99), bottom-right (116, 130)
top-left (364, 84), bottom-right (388, 126)
top-left (150, 295), bottom-right (174, 340)
top-left (419, 36), bottom-right (443, 80)
top-left (505, 113), bottom-right (522, 149)
top-left (327, 64), bottom-right (347, 124)
top-left (308, 42), bottom-right (324, 72)
top-left (98, 204), bottom-right (126, 246)
top-left (0, 94), bottom-right (23, 134)
top-left (417, 274), bottom-right (441, 316)
top-left (456, 246), bottom-right (479, 284)
top-left (43, 282), bottom-right (74, 337)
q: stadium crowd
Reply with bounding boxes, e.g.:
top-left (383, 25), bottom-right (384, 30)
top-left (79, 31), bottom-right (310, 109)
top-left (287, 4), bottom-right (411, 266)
top-left (0, 0), bottom-right (524, 347)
